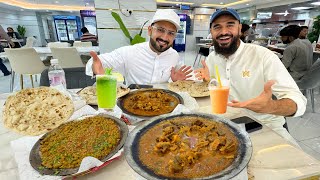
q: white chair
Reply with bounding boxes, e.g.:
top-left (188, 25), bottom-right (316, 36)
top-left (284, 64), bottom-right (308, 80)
top-left (4, 48), bottom-right (47, 91)
top-left (73, 41), bottom-right (92, 47)
top-left (50, 47), bottom-right (84, 68)
top-left (22, 37), bottom-right (37, 48)
top-left (47, 42), bottom-right (70, 48)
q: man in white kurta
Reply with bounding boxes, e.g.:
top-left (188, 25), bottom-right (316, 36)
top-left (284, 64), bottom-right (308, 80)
top-left (86, 9), bottom-right (192, 85)
top-left (195, 8), bottom-right (307, 146)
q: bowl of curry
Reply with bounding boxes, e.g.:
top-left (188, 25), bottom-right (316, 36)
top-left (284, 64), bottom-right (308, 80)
top-left (117, 88), bottom-right (183, 117)
top-left (29, 114), bottom-right (128, 176)
top-left (124, 113), bottom-right (252, 179)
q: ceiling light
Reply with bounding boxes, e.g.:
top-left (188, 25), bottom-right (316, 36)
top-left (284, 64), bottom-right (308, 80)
top-left (46, 10), bottom-right (49, 12)
top-left (220, 2), bottom-right (224, 5)
top-left (54, 1), bottom-right (59, 3)
top-left (20, 9), bottom-right (24, 11)
top-left (311, 2), bottom-right (320, 6)
top-left (85, 2), bottom-right (89, 5)
top-left (176, 3), bottom-right (179, 5)
top-left (246, 4), bottom-right (249, 6)
top-left (275, 10), bottom-right (290, 16)
top-left (291, 7), bottom-right (312, 10)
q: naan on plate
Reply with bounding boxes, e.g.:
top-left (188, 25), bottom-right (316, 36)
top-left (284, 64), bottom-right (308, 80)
top-left (168, 80), bottom-right (209, 97)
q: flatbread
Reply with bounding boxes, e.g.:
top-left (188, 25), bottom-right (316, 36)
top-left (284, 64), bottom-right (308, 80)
top-left (78, 86), bottom-right (130, 105)
top-left (3, 87), bottom-right (74, 136)
top-left (168, 80), bottom-right (210, 97)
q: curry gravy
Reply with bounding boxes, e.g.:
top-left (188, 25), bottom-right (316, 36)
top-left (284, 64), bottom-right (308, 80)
top-left (138, 116), bottom-right (239, 178)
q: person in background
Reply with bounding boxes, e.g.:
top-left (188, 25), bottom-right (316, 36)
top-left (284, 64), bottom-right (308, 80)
top-left (240, 23), bottom-right (250, 42)
top-left (246, 23), bottom-right (257, 43)
top-left (280, 25), bottom-right (312, 80)
top-left (298, 26), bottom-right (313, 64)
top-left (80, 27), bottom-right (98, 42)
top-left (6, 27), bottom-right (21, 48)
top-left (194, 8), bottom-right (306, 146)
top-left (298, 26), bottom-right (308, 39)
top-left (86, 9), bottom-right (192, 85)
top-left (0, 25), bottom-right (13, 76)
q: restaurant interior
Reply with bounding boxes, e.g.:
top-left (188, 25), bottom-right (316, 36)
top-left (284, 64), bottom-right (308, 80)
top-left (0, 0), bottom-right (320, 179)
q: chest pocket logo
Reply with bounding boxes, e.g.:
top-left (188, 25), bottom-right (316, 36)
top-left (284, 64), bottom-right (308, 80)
top-left (242, 70), bottom-right (250, 78)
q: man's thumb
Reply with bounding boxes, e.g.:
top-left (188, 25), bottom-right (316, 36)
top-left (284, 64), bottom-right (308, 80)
top-left (90, 51), bottom-right (99, 61)
top-left (264, 80), bottom-right (276, 93)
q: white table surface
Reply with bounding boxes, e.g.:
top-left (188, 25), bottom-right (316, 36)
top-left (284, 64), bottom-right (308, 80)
top-left (0, 46), bottom-right (99, 58)
top-left (1, 86), bottom-right (320, 180)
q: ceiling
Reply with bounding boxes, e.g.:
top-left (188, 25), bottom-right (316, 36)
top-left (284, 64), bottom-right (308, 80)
top-left (0, 0), bottom-right (319, 13)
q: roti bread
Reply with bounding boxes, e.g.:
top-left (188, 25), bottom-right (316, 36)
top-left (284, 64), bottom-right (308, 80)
top-left (78, 86), bottom-right (130, 105)
top-left (168, 80), bottom-right (210, 97)
top-left (3, 87), bottom-right (74, 136)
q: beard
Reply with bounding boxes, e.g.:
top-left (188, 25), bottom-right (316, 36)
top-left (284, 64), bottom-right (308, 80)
top-left (213, 34), bottom-right (239, 56)
top-left (282, 39), bottom-right (291, 44)
top-left (150, 37), bottom-right (171, 53)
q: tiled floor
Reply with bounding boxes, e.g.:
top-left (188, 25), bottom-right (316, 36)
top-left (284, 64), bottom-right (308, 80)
top-left (1, 51), bottom-right (320, 161)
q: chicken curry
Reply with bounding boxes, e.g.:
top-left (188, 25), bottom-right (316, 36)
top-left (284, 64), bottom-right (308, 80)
top-left (138, 116), bottom-right (239, 178)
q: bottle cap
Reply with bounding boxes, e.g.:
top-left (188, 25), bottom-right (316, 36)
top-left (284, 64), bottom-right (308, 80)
top-left (50, 59), bottom-right (59, 64)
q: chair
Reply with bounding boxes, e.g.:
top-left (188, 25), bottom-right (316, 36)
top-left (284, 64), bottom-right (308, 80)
top-left (193, 46), bottom-right (210, 67)
top-left (22, 37), bottom-right (37, 48)
top-left (50, 47), bottom-right (84, 68)
top-left (47, 42), bottom-right (70, 48)
top-left (295, 58), bottom-right (320, 113)
top-left (73, 41), bottom-right (92, 47)
top-left (4, 48), bottom-right (47, 91)
top-left (40, 67), bottom-right (95, 89)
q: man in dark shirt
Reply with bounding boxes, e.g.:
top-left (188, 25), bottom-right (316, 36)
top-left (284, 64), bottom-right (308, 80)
top-left (80, 27), bottom-right (98, 42)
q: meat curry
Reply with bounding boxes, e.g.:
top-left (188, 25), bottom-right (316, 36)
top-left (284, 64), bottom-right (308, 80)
top-left (122, 90), bottom-right (180, 116)
top-left (138, 116), bottom-right (239, 178)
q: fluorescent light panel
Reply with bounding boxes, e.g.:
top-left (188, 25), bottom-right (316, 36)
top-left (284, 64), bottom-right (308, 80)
top-left (0, 0), bottom-right (94, 11)
top-left (291, 7), bottom-right (312, 10)
top-left (311, 2), bottom-right (320, 5)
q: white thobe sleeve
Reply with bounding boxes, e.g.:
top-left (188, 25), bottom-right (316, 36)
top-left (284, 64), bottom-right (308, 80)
top-left (86, 48), bottom-right (127, 77)
top-left (263, 52), bottom-right (307, 117)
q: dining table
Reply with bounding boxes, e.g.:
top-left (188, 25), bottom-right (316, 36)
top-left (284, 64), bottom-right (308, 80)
top-left (0, 84), bottom-right (320, 180)
top-left (0, 46), bottom-right (100, 58)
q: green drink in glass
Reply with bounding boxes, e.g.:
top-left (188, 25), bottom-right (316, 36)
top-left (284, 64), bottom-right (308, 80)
top-left (96, 74), bottom-right (117, 109)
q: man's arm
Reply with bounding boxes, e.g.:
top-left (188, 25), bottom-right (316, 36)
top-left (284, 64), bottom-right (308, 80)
top-left (281, 47), bottom-right (295, 69)
top-left (228, 81), bottom-right (297, 116)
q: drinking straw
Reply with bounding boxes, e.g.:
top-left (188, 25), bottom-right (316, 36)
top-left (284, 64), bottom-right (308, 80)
top-left (214, 65), bottom-right (222, 87)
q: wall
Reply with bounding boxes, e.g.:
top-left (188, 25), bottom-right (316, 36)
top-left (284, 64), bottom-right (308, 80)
top-left (0, 7), bottom-right (42, 46)
top-left (94, 0), bottom-right (156, 53)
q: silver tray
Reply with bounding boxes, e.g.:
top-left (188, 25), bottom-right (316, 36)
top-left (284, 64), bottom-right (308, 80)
top-left (117, 88), bottom-right (184, 118)
top-left (124, 112), bottom-right (252, 180)
top-left (29, 114), bottom-right (128, 176)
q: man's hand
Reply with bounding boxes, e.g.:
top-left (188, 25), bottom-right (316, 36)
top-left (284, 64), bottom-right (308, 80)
top-left (90, 51), bottom-right (104, 75)
top-left (228, 80), bottom-right (276, 113)
top-left (194, 60), bottom-right (210, 81)
top-left (170, 65), bottom-right (192, 81)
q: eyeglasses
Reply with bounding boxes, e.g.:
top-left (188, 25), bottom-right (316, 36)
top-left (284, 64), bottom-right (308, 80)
top-left (151, 26), bottom-right (177, 37)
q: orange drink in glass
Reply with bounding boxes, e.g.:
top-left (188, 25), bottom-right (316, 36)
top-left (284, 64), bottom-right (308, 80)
top-left (209, 79), bottom-right (229, 114)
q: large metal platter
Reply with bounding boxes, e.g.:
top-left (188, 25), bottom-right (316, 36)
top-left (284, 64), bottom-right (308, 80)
top-left (124, 113), bottom-right (252, 180)
top-left (117, 88), bottom-right (184, 117)
top-left (29, 114), bottom-right (128, 176)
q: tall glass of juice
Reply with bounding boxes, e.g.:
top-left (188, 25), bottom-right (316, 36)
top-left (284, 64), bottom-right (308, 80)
top-left (96, 74), bottom-right (117, 110)
top-left (208, 79), bottom-right (230, 114)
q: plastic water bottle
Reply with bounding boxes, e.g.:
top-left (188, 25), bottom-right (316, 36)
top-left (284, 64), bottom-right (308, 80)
top-left (48, 59), bottom-right (66, 88)
top-left (312, 41), bottom-right (317, 51)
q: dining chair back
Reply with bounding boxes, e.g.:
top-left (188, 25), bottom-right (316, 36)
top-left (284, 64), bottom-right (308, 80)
top-left (73, 41), bottom-right (92, 47)
top-left (295, 58), bottom-right (320, 112)
top-left (47, 42), bottom-right (70, 48)
top-left (4, 48), bottom-right (47, 91)
top-left (22, 37), bottom-right (37, 48)
top-left (50, 47), bottom-right (84, 68)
